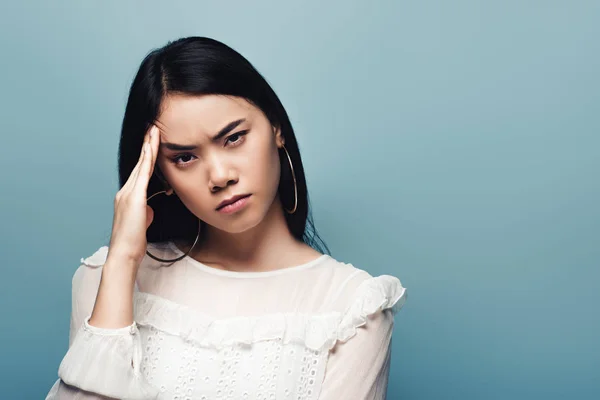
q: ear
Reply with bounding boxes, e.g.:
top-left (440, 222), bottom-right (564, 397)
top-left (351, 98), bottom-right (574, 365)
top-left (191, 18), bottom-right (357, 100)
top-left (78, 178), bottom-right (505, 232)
top-left (273, 125), bottom-right (284, 148)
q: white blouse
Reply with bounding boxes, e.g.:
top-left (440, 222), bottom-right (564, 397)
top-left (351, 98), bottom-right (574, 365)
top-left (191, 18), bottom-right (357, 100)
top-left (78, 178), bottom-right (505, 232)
top-left (45, 241), bottom-right (407, 400)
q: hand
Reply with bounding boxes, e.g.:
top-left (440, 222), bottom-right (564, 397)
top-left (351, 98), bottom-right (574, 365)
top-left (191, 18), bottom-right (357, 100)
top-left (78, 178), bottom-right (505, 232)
top-left (107, 124), bottom-right (161, 267)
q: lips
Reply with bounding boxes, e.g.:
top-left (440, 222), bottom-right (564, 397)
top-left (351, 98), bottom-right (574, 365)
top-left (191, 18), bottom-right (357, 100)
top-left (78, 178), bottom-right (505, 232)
top-left (216, 194), bottom-right (251, 210)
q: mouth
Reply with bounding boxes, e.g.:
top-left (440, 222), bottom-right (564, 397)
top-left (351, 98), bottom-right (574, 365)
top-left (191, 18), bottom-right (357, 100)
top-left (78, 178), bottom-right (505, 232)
top-left (216, 194), bottom-right (252, 211)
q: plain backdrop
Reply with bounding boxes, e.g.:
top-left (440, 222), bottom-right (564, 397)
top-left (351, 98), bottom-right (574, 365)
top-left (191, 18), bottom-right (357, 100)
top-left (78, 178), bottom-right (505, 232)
top-left (0, 1), bottom-right (598, 399)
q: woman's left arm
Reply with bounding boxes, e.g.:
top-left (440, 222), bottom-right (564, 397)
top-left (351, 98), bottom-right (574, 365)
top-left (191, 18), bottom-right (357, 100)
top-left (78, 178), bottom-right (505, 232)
top-left (318, 309), bottom-right (395, 400)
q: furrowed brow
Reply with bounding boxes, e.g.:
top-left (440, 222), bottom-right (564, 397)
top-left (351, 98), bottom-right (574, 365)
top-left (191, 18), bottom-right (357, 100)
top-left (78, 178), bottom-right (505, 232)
top-left (160, 118), bottom-right (246, 151)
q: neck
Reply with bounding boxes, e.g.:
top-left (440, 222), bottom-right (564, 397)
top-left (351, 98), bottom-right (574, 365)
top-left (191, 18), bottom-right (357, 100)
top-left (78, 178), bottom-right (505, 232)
top-left (189, 195), bottom-right (304, 272)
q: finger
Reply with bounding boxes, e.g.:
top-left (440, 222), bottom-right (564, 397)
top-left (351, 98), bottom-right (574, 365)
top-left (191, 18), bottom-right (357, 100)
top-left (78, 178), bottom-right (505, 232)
top-left (134, 125), bottom-right (157, 181)
top-left (149, 125), bottom-right (160, 173)
top-left (133, 141), bottom-right (153, 194)
top-left (131, 129), bottom-right (153, 180)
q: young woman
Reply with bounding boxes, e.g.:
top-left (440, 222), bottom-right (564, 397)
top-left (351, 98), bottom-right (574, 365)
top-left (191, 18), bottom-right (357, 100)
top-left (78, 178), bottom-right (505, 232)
top-left (46, 36), bottom-right (407, 400)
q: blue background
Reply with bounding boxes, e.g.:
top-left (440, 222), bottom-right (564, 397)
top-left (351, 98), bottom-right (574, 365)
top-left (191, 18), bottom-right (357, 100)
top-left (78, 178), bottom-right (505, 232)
top-left (0, 1), bottom-right (598, 399)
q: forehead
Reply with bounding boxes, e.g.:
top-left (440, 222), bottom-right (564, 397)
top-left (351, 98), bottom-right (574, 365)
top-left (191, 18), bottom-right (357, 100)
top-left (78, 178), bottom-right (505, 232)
top-left (156, 94), bottom-right (256, 138)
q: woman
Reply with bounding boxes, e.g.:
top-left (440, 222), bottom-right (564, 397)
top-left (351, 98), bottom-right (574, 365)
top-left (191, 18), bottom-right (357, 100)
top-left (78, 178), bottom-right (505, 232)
top-left (46, 36), bottom-right (407, 400)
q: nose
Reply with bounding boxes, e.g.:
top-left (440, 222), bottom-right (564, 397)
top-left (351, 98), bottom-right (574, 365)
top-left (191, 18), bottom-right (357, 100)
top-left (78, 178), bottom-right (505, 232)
top-left (207, 154), bottom-right (237, 192)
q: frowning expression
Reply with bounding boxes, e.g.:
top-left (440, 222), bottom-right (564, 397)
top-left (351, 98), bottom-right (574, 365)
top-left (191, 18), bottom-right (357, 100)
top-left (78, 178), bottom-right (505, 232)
top-left (155, 94), bottom-right (284, 233)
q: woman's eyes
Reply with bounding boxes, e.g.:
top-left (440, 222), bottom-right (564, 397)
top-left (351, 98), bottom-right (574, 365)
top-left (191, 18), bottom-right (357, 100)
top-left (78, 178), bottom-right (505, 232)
top-left (225, 130), bottom-right (247, 146)
top-left (170, 153), bottom-right (195, 166)
top-left (169, 130), bottom-right (249, 167)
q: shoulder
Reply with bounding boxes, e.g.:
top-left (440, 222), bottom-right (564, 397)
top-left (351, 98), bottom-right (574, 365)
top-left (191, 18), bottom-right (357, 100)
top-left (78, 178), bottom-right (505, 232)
top-left (302, 254), bottom-right (408, 350)
top-left (71, 245), bottom-right (108, 296)
top-left (317, 254), bottom-right (408, 316)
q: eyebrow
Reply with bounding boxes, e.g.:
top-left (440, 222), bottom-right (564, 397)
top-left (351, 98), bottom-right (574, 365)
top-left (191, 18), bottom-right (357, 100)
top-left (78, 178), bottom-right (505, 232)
top-left (160, 118), bottom-right (246, 151)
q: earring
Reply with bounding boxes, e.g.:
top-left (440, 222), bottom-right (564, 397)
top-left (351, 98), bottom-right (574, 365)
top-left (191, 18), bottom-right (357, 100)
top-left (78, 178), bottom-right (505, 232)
top-left (145, 189), bottom-right (201, 263)
top-left (281, 144), bottom-right (297, 214)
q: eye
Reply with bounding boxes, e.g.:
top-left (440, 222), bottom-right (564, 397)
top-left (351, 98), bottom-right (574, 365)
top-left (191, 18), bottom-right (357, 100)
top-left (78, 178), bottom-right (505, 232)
top-left (170, 153), bottom-right (196, 167)
top-left (225, 130), bottom-right (249, 147)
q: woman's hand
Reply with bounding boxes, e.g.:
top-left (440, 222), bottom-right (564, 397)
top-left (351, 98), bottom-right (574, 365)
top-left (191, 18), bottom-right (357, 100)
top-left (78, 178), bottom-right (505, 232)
top-left (107, 124), bottom-right (161, 267)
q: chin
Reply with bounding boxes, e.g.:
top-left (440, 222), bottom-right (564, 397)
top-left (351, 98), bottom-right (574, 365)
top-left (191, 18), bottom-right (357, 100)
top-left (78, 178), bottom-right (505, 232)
top-left (211, 208), bottom-right (266, 234)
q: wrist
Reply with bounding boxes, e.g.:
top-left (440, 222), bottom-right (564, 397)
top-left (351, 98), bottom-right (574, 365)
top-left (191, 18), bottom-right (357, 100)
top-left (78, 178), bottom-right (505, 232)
top-left (102, 257), bottom-right (139, 284)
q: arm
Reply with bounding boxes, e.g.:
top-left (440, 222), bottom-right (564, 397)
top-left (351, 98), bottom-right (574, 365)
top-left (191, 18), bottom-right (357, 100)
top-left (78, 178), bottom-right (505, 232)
top-left (47, 125), bottom-right (162, 399)
top-left (318, 310), bottom-right (395, 400)
top-left (45, 248), bottom-right (159, 400)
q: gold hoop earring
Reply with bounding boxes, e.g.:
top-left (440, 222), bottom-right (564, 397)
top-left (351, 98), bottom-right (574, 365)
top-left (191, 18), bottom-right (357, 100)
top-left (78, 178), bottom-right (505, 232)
top-left (281, 144), bottom-right (298, 214)
top-left (145, 189), bottom-right (201, 263)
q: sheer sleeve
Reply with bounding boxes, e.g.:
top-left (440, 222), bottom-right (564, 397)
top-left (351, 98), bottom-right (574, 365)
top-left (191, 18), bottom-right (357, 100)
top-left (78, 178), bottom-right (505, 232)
top-left (319, 309), bottom-right (395, 399)
top-left (318, 271), bottom-right (407, 400)
top-left (45, 246), bottom-right (159, 400)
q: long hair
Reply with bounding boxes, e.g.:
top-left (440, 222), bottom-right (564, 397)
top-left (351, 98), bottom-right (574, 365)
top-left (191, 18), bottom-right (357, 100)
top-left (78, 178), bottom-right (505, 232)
top-left (118, 36), bottom-right (329, 255)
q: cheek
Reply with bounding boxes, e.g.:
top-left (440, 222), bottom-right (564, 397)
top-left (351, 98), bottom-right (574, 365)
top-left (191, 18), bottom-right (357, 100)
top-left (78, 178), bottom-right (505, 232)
top-left (247, 138), bottom-right (281, 188)
top-left (260, 149), bottom-right (283, 202)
